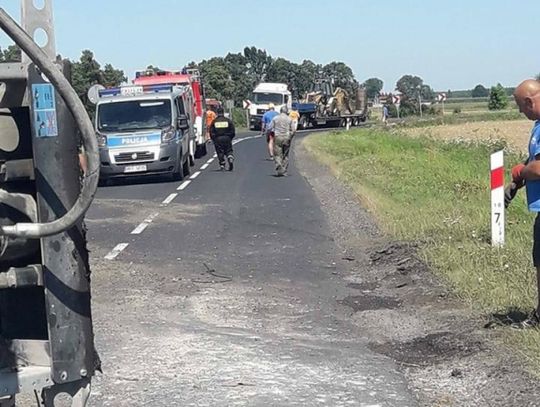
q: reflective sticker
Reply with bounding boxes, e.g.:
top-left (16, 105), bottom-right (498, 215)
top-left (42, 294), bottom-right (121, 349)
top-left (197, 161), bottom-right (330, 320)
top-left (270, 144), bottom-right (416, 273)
top-left (214, 121), bottom-right (229, 129)
top-left (32, 84), bottom-right (58, 138)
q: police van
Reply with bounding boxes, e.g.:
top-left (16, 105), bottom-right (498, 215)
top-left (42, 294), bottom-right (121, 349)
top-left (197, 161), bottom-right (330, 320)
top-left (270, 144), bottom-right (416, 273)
top-left (95, 84), bottom-right (194, 182)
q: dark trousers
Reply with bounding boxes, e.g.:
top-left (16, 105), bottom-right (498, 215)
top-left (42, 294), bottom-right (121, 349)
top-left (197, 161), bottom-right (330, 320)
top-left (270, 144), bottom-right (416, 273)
top-left (273, 136), bottom-right (291, 174)
top-left (213, 136), bottom-right (233, 165)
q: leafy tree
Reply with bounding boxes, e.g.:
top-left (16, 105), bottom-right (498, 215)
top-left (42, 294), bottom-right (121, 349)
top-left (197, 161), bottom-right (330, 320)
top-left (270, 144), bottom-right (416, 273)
top-left (536, 73), bottom-right (540, 81)
top-left (266, 58), bottom-right (303, 97)
top-left (71, 50), bottom-right (102, 112)
top-left (471, 84), bottom-right (489, 98)
top-left (197, 57), bottom-right (235, 101)
top-left (363, 78), bottom-right (383, 100)
top-left (71, 50), bottom-right (125, 114)
top-left (224, 52), bottom-right (251, 105)
top-left (322, 61), bottom-right (357, 95)
top-left (145, 65), bottom-right (161, 73)
top-left (0, 45), bottom-right (21, 62)
top-left (488, 83), bottom-right (509, 110)
top-left (296, 59), bottom-right (322, 97)
top-left (395, 74), bottom-right (434, 115)
top-left (101, 63), bottom-right (126, 88)
top-left (243, 46), bottom-right (272, 82)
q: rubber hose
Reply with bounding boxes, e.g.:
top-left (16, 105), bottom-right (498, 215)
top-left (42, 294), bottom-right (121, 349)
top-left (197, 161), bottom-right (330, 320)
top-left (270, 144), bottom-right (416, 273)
top-left (0, 8), bottom-right (99, 238)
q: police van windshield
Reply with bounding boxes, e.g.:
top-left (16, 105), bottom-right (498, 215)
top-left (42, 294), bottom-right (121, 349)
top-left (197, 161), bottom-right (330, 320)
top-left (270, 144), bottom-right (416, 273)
top-left (252, 92), bottom-right (284, 105)
top-left (98, 100), bottom-right (172, 132)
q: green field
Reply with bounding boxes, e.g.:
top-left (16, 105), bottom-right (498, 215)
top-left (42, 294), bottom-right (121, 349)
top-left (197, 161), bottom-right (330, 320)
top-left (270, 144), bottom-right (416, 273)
top-left (305, 128), bottom-right (540, 372)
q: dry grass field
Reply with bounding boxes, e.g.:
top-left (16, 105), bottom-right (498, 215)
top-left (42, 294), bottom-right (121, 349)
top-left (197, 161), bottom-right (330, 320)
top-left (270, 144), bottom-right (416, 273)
top-left (401, 119), bottom-right (531, 153)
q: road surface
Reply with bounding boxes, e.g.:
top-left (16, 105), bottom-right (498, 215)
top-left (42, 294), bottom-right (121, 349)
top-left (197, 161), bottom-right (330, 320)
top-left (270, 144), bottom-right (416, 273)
top-left (85, 131), bottom-right (417, 406)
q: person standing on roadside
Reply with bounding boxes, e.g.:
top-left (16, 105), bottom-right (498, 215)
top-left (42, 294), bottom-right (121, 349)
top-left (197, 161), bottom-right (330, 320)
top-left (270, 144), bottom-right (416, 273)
top-left (210, 106), bottom-right (235, 171)
top-left (269, 106), bottom-right (295, 177)
top-left (289, 107), bottom-right (300, 132)
top-left (382, 104), bottom-right (389, 124)
top-left (506, 79), bottom-right (540, 328)
top-left (261, 103), bottom-right (278, 159)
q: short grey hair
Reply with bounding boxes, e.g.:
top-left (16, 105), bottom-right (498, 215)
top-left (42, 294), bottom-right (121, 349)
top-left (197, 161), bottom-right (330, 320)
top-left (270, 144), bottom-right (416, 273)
top-left (280, 106), bottom-right (288, 114)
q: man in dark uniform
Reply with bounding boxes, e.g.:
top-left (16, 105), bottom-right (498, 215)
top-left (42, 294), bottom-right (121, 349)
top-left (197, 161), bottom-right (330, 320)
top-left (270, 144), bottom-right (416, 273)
top-left (210, 107), bottom-right (235, 171)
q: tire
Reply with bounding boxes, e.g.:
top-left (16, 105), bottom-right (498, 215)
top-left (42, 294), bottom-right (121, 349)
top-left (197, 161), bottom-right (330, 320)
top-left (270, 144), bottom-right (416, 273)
top-left (299, 116), bottom-right (309, 130)
top-left (182, 156), bottom-right (190, 177)
top-left (171, 150), bottom-right (184, 181)
top-left (189, 153), bottom-right (195, 167)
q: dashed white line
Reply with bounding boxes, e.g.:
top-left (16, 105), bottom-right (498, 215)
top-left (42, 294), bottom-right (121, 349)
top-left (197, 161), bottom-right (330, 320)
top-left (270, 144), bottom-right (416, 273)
top-left (144, 212), bottom-right (160, 223)
top-left (104, 243), bottom-right (129, 260)
top-left (162, 193), bottom-right (178, 205)
top-left (106, 135), bottom-right (263, 257)
top-left (177, 180), bottom-right (191, 191)
top-left (131, 222), bottom-right (149, 235)
top-left (130, 212), bottom-right (158, 235)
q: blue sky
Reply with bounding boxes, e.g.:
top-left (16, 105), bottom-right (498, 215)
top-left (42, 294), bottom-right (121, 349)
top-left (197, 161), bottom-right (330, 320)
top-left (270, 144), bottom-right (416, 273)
top-left (1, 0), bottom-right (538, 91)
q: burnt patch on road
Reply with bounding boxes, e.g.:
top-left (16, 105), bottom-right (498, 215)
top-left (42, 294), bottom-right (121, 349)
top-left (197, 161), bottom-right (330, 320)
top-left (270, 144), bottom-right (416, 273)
top-left (346, 281), bottom-right (379, 291)
top-left (370, 242), bottom-right (428, 275)
top-left (369, 332), bottom-right (484, 367)
top-left (339, 294), bottom-right (400, 312)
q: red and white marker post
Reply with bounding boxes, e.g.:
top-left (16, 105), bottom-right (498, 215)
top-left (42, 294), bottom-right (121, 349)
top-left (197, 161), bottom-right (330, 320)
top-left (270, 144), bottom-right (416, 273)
top-left (490, 150), bottom-right (505, 247)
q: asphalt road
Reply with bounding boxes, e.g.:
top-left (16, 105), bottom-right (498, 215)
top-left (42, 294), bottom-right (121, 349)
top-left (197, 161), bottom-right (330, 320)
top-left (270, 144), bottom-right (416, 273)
top-left (84, 131), bottom-right (417, 406)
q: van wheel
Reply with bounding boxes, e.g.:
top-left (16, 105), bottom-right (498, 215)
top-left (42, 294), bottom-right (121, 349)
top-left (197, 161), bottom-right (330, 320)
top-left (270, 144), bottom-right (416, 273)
top-left (172, 164), bottom-right (183, 181)
top-left (171, 150), bottom-right (184, 181)
top-left (182, 156), bottom-right (190, 177)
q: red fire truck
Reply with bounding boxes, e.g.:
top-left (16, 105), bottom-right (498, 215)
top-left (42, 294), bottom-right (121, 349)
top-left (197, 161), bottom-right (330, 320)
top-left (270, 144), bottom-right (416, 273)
top-left (134, 69), bottom-right (208, 162)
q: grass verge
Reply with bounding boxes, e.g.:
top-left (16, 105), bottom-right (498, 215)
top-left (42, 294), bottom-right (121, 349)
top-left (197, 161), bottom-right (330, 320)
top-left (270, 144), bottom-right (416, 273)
top-left (304, 128), bottom-right (540, 369)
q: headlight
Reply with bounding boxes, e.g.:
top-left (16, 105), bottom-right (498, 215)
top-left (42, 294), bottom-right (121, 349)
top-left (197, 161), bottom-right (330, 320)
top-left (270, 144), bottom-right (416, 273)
top-left (96, 133), bottom-right (107, 147)
top-left (161, 126), bottom-right (176, 142)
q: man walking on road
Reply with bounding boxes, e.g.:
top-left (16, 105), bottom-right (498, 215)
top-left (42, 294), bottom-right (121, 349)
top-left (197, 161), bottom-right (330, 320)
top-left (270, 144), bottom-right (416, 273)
top-left (261, 103), bottom-right (278, 159)
top-left (506, 79), bottom-right (540, 327)
top-left (269, 106), bottom-right (295, 177)
top-left (210, 106), bottom-right (235, 171)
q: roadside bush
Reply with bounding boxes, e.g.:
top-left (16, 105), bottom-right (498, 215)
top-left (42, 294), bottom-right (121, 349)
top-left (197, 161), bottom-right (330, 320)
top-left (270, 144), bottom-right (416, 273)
top-left (453, 106), bottom-right (462, 114)
top-left (489, 83), bottom-right (509, 111)
top-left (231, 107), bottom-right (247, 128)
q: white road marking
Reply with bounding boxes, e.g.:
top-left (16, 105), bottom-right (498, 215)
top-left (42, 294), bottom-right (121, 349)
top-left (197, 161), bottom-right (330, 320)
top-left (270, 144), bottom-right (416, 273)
top-left (106, 134), bottom-right (263, 257)
top-left (177, 180), bottom-right (191, 191)
top-left (162, 193), bottom-right (178, 205)
top-left (144, 212), bottom-right (160, 223)
top-left (130, 212), bottom-right (159, 235)
top-left (105, 243), bottom-right (129, 260)
top-left (131, 222), bottom-right (149, 235)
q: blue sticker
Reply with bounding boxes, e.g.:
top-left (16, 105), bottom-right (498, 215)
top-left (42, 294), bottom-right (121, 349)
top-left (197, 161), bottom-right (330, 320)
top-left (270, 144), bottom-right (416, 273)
top-left (32, 84), bottom-right (58, 138)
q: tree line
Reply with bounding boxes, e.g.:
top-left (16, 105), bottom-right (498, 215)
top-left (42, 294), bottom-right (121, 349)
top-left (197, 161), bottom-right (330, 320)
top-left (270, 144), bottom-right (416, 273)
top-left (0, 43), bottom-right (522, 117)
top-left (0, 45), bottom-right (126, 115)
top-left (185, 46), bottom-right (360, 105)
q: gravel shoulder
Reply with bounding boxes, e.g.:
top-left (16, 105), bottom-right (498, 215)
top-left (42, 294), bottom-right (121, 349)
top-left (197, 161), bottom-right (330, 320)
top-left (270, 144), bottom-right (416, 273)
top-left (297, 134), bottom-right (540, 407)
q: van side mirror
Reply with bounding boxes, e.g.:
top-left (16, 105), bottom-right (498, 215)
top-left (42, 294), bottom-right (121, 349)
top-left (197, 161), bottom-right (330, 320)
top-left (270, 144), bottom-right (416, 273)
top-left (177, 114), bottom-right (189, 130)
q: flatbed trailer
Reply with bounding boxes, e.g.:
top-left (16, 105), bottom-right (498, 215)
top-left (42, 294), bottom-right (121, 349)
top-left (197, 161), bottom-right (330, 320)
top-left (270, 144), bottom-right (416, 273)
top-left (292, 102), bottom-right (367, 130)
